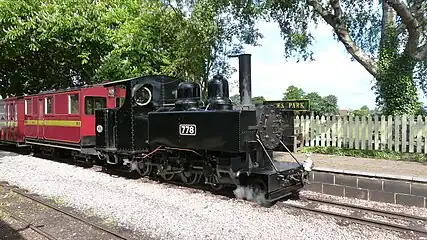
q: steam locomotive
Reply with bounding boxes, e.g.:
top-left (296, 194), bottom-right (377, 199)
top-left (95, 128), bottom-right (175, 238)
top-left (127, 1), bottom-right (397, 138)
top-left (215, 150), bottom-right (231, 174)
top-left (94, 54), bottom-right (312, 206)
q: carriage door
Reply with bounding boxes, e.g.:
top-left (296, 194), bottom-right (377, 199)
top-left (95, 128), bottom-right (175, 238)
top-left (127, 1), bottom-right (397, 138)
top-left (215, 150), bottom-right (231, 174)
top-left (38, 99), bottom-right (44, 139)
top-left (10, 103), bottom-right (15, 140)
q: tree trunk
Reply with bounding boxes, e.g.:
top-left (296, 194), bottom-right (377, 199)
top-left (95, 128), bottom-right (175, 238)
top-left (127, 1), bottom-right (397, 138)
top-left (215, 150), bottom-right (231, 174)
top-left (375, 53), bottom-right (419, 115)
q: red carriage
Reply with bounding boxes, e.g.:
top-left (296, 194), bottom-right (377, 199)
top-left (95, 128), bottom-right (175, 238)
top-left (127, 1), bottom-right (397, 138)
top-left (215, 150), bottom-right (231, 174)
top-left (0, 97), bottom-right (25, 146)
top-left (0, 84), bottom-right (126, 160)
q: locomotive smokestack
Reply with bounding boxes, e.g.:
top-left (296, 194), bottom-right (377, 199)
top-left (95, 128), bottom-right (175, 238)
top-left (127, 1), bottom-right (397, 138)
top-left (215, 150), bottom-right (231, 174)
top-left (229, 53), bottom-right (252, 107)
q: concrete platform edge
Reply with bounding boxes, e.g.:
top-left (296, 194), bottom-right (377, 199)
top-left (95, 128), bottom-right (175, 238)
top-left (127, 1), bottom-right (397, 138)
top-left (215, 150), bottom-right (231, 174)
top-left (305, 169), bottom-right (427, 208)
top-left (313, 167), bottom-right (427, 183)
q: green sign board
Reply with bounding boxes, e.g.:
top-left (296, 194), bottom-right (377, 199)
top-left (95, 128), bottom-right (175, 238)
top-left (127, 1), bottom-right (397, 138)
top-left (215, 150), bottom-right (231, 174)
top-left (263, 99), bottom-right (310, 111)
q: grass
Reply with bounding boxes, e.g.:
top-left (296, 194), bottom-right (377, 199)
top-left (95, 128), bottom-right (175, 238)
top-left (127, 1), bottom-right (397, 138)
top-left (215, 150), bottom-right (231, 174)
top-left (301, 146), bottom-right (427, 163)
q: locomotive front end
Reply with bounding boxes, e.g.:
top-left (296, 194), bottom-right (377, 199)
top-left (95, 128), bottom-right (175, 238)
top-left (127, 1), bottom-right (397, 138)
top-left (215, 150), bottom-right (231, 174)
top-left (226, 53), bottom-right (311, 205)
top-left (239, 102), bottom-right (310, 205)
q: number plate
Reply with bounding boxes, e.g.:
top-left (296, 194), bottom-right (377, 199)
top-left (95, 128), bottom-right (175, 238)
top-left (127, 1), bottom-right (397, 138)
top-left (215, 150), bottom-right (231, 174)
top-left (179, 124), bottom-right (196, 136)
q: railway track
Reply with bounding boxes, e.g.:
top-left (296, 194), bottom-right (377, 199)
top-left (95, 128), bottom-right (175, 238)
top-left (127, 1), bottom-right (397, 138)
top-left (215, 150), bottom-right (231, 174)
top-left (0, 204), bottom-right (58, 240)
top-left (283, 196), bottom-right (427, 237)
top-left (0, 182), bottom-right (134, 240)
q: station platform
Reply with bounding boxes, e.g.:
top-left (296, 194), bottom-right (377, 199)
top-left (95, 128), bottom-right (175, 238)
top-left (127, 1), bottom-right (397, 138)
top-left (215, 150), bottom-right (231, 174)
top-left (274, 152), bottom-right (427, 208)
top-left (275, 152), bottom-right (427, 178)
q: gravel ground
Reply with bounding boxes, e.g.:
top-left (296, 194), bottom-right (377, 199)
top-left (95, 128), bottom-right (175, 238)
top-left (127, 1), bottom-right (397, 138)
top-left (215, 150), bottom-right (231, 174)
top-left (0, 152), bottom-right (419, 240)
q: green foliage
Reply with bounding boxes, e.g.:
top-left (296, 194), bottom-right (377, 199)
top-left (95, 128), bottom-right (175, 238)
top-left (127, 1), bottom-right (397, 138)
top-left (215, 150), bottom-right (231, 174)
top-left (320, 94), bottom-right (339, 115)
top-left (0, 0), bottom-right (260, 98)
top-left (302, 146), bottom-right (427, 163)
top-left (282, 85), bottom-right (339, 115)
top-left (252, 96), bottom-right (266, 105)
top-left (304, 92), bottom-right (322, 113)
top-left (229, 94), bottom-right (266, 105)
top-left (0, 0), bottom-right (118, 96)
top-left (230, 94), bottom-right (240, 105)
top-left (375, 53), bottom-right (420, 115)
top-left (351, 105), bottom-right (370, 116)
top-left (282, 85), bottom-right (305, 100)
top-left (360, 105), bottom-right (369, 111)
top-left (215, 0), bottom-right (427, 115)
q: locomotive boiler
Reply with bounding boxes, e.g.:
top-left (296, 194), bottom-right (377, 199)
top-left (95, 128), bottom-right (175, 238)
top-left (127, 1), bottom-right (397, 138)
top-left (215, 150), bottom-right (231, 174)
top-left (94, 53), bottom-right (311, 206)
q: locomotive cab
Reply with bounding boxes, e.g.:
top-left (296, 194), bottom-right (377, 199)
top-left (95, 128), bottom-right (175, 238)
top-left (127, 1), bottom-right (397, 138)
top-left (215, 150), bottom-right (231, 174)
top-left (94, 75), bottom-right (182, 164)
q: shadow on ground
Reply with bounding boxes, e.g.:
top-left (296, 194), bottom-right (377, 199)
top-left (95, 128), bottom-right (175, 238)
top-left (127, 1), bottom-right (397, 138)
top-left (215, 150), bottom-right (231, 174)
top-left (0, 146), bottom-right (25, 159)
top-left (0, 151), bottom-right (20, 159)
top-left (0, 220), bottom-right (26, 240)
top-left (0, 149), bottom-right (20, 158)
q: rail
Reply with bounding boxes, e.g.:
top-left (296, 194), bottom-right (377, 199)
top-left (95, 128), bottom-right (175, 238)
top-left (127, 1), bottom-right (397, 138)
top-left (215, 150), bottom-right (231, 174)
top-left (282, 196), bottom-right (427, 237)
top-left (0, 182), bottom-right (132, 240)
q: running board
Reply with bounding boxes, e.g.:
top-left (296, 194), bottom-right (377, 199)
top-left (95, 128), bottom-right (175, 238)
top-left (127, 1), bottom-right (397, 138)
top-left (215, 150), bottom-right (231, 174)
top-left (25, 140), bottom-right (82, 152)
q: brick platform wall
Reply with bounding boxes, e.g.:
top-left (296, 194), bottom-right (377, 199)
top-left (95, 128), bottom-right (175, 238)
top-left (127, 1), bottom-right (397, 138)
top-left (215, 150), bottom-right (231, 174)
top-left (303, 168), bottom-right (427, 208)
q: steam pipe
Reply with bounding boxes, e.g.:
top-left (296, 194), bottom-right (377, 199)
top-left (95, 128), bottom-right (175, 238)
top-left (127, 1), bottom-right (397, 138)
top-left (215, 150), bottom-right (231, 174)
top-left (229, 53), bottom-right (252, 107)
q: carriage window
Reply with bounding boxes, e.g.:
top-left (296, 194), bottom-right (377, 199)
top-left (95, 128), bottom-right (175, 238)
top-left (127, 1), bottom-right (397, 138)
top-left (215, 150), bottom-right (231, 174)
top-left (115, 97), bottom-right (125, 108)
top-left (85, 97), bottom-right (106, 115)
top-left (0, 104), bottom-right (4, 120)
top-left (45, 96), bottom-right (53, 114)
top-left (8, 104), bottom-right (13, 120)
top-left (25, 99), bottom-right (32, 115)
top-left (68, 94), bottom-right (79, 114)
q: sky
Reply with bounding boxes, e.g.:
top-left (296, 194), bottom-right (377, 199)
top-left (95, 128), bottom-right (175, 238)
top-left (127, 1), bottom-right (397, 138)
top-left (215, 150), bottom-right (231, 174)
top-left (227, 20), bottom-right (427, 110)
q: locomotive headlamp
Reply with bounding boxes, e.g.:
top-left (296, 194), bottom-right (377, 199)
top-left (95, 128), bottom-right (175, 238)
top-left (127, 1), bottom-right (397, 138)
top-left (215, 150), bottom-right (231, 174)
top-left (302, 153), bottom-right (313, 171)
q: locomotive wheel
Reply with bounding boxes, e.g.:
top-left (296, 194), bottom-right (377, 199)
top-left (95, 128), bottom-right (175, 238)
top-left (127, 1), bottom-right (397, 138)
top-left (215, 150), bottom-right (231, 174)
top-left (82, 157), bottom-right (94, 169)
top-left (160, 173), bottom-right (175, 181)
top-left (246, 178), bottom-right (276, 207)
top-left (136, 161), bottom-right (152, 177)
top-left (210, 184), bottom-right (224, 191)
top-left (180, 172), bottom-right (201, 185)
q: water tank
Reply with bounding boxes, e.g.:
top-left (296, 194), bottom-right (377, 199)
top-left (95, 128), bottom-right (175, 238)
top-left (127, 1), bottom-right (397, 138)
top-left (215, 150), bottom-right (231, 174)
top-left (174, 82), bottom-right (203, 111)
top-left (207, 75), bottom-right (232, 110)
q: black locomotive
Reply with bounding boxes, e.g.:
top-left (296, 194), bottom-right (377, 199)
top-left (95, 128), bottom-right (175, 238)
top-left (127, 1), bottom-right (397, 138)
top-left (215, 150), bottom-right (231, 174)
top-left (94, 53), bottom-right (311, 206)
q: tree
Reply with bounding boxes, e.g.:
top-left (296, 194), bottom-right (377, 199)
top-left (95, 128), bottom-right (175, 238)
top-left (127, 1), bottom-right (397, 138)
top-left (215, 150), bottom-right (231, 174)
top-left (252, 96), bottom-right (266, 105)
top-left (360, 105), bottom-right (370, 111)
top-left (282, 85), bottom-right (305, 100)
top-left (319, 95), bottom-right (339, 115)
top-left (165, 0), bottom-right (263, 96)
top-left (229, 94), bottom-right (265, 105)
top-left (0, 0), bottom-right (256, 98)
top-left (352, 105), bottom-right (371, 117)
top-left (0, 0), bottom-right (120, 97)
top-left (230, 94), bottom-right (240, 105)
top-left (209, 0), bottom-right (426, 115)
top-left (304, 92), bottom-right (322, 115)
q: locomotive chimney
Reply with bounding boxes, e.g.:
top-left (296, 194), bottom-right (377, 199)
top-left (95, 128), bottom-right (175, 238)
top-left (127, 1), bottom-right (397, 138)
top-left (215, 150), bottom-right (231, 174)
top-left (229, 53), bottom-right (252, 107)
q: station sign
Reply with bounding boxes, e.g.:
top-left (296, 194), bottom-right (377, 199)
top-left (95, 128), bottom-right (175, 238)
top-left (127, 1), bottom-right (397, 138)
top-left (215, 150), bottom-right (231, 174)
top-left (263, 99), bottom-right (310, 111)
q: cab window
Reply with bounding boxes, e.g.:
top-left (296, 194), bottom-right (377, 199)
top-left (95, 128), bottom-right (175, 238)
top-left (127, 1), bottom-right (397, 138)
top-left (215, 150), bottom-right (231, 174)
top-left (85, 97), bottom-right (106, 115)
top-left (115, 97), bottom-right (125, 108)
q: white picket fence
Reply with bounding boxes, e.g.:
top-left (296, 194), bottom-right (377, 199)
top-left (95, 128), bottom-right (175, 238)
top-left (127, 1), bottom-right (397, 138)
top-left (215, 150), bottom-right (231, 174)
top-left (294, 115), bottom-right (427, 153)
